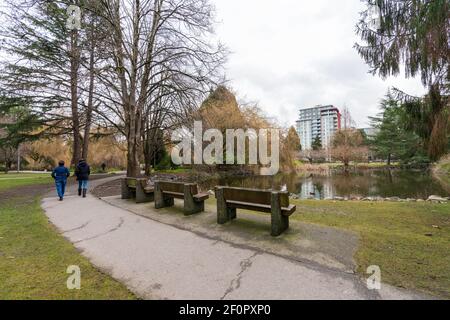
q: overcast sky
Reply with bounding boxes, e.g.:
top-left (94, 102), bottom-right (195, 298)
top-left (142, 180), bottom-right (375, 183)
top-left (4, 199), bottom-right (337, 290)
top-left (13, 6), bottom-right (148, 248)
top-left (0, 0), bottom-right (427, 128)
top-left (213, 0), bottom-right (427, 128)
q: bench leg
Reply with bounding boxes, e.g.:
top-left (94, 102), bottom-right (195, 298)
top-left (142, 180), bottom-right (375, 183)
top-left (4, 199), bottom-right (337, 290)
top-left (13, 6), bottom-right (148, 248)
top-left (216, 187), bottom-right (235, 224)
top-left (154, 182), bottom-right (174, 209)
top-left (135, 182), bottom-right (154, 203)
top-left (271, 192), bottom-right (289, 237)
top-left (228, 207), bottom-right (237, 220)
top-left (164, 197), bottom-right (174, 207)
top-left (121, 178), bottom-right (133, 199)
top-left (183, 185), bottom-right (204, 215)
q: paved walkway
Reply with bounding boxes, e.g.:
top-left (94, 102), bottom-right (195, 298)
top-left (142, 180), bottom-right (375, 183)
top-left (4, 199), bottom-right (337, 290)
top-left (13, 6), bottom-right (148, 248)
top-left (42, 177), bottom-right (430, 300)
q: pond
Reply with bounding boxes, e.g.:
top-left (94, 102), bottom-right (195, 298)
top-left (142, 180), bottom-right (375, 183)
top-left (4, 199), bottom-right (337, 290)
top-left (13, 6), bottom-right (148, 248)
top-left (199, 169), bottom-right (449, 200)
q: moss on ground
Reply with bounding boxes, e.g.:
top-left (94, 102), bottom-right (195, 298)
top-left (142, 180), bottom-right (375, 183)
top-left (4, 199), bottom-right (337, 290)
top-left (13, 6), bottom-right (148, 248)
top-left (0, 175), bottom-right (136, 300)
top-left (289, 199), bottom-right (450, 298)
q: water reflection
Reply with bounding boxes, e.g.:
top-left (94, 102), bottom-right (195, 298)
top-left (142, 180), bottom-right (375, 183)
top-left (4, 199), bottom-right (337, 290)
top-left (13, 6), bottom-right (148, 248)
top-left (200, 169), bottom-right (449, 199)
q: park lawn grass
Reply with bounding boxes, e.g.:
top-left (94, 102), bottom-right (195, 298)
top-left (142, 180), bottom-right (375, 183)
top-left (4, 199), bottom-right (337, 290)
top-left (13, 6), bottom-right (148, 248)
top-left (0, 196), bottom-right (136, 299)
top-left (289, 199), bottom-right (450, 298)
top-left (0, 175), bottom-right (136, 299)
top-left (0, 173), bottom-right (53, 190)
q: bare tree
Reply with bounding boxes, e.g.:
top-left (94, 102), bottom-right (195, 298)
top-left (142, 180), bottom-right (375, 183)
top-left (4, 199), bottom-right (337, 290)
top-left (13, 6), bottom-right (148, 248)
top-left (331, 129), bottom-right (368, 169)
top-left (341, 105), bottom-right (355, 129)
top-left (94, 0), bottom-right (227, 176)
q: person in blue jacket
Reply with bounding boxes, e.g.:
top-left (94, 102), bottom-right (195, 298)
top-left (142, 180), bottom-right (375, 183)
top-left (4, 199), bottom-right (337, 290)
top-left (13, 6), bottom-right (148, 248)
top-left (75, 159), bottom-right (91, 198)
top-left (51, 160), bottom-right (70, 201)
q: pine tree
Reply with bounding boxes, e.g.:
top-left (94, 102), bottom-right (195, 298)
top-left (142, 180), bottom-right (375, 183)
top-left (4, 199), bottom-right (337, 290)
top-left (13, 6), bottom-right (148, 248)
top-left (369, 94), bottom-right (427, 165)
top-left (0, 0), bottom-right (108, 165)
top-left (312, 135), bottom-right (322, 151)
top-left (355, 0), bottom-right (449, 161)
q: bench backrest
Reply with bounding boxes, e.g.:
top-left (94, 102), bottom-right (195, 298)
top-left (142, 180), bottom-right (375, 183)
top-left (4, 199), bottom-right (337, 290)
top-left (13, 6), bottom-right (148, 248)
top-left (157, 181), bottom-right (198, 195)
top-left (220, 187), bottom-right (290, 207)
top-left (126, 178), bottom-right (137, 188)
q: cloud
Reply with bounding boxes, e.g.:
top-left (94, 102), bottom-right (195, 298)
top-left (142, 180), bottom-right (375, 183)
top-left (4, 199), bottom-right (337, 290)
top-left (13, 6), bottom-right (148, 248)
top-left (214, 0), bottom-right (426, 128)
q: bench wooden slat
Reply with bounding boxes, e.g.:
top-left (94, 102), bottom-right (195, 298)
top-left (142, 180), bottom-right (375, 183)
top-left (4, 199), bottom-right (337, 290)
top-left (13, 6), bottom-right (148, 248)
top-left (193, 192), bottom-right (209, 202)
top-left (155, 181), bottom-right (207, 215)
top-left (163, 191), bottom-right (184, 199)
top-left (226, 200), bottom-right (295, 215)
top-left (126, 178), bottom-right (137, 187)
top-left (281, 204), bottom-right (296, 216)
top-left (216, 186), bottom-right (295, 236)
top-left (223, 188), bottom-right (272, 205)
top-left (226, 200), bottom-right (297, 216)
top-left (144, 187), bottom-right (154, 193)
top-left (226, 200), bottom-right (272, 212)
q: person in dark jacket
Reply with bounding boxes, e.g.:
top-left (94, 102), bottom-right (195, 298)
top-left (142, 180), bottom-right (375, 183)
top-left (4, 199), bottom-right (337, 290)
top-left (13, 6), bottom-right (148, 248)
top-left (51, 160), bottom-right (70, 201)
top-left (75, 159), bottom-right (91, 198)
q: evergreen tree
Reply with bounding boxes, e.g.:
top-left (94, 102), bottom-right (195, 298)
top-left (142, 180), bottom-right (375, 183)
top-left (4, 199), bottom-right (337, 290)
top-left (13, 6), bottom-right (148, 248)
top-left (369, 94), bottom-right (428, 165)
top-left (312, 135), bottom-right (322, 151)
top-left (0, 97), bottom-right (41, 172)
top-left (0, 0), bottom-right (108, 165)
top-left (0, 1), bottom-right (77, 160)
top-left (355, 0), bottom-right (449, 161)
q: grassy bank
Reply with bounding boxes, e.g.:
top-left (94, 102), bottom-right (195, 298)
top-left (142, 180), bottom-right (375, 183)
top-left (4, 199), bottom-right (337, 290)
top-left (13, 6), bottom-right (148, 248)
top-left (0, 175), bottom-right (135, 299)
top-left (290, 199), bottom-right (450, 298)
top-left (294, 161), bottom-right (402, 174)
top-left (433, 156), bottom-right (450, 191)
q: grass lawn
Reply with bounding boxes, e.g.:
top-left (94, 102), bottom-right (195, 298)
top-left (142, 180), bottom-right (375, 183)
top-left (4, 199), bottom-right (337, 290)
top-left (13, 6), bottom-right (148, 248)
top-left (0, 173), bottom-right (53, 190)
top-left (290, 199), bottom-right (450, 298)
top-left (0, 175), bottom-right (135, 299)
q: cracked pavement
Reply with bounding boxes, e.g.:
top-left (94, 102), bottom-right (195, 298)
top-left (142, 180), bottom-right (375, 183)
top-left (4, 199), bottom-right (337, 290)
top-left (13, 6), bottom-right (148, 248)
top-left (41, 176), bottom-right (431, 300)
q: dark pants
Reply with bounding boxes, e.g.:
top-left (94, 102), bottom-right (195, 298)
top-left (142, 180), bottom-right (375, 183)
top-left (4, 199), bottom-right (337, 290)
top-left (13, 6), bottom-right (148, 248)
top-left (55, 180), bottom-right (67, 198)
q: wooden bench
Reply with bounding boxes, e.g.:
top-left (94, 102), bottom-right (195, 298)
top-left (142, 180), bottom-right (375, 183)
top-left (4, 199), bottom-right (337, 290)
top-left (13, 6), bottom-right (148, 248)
top-left (121, 177), bottom-right (155, 203)
top-left (215, 186), bottom-right (296, 236)
top-left (154, 181), bottom-right (209, 215)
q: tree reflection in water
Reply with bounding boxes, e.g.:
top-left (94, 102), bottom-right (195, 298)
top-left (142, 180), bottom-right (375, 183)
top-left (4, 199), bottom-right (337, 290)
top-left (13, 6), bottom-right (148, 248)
top-left (200, 169), bottom-right (449, 199)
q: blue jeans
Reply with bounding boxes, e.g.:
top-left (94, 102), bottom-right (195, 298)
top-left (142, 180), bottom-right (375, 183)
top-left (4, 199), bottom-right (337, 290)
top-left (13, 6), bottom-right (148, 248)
top-left (55, 180), bottom-right (67, 198)
top-left (78, 180), bottom-right (89, 189)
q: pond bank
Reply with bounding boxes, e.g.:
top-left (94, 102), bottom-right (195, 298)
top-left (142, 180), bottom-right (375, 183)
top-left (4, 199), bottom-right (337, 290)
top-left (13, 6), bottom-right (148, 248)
top-left (432, 156), bottom-right (450, 193)
top-left (135, 167), bottom-right (450, 201)
top-left (290, 194), bottom-right (449, 203)
top-left (290, 199), bottom-right (450, 299)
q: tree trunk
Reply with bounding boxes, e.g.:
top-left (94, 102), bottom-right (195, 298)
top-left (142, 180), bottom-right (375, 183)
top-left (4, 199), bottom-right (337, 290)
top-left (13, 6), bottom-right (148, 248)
top-left (126, 103), bottom-right (141, 177)
top-left (82, 25), bottom-right (96, 160)
top-left (70, 29), bottom-right (81, 166)
top-left (3, 151), bottom-right (8, 173)
top-left (387, 153), bottom-right (391, 166)
top-left (144, 130), bottom-right (152, 176)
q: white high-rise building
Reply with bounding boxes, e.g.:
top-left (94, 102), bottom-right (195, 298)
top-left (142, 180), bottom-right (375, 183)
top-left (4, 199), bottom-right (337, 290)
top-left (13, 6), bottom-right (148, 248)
top-left (296, 105), bottom-right (341, 150)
